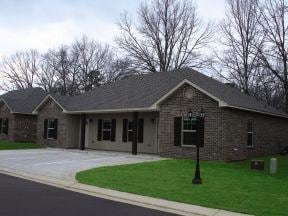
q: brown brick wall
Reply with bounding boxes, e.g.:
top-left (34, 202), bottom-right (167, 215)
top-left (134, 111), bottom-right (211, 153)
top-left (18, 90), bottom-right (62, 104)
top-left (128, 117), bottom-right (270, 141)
top-left (0, 102), bottom-right (37, 143)
top-left (14, 114), bottom-right (37, 143)
top-left (158, 83), bottom-right (288, 161)
top-left (158, 84), bottom-right (225, 160)
top-left (37, 99), bottom-right (66, 148)
top-left (223, 108), bottom-right (288, 161)
top-left (0, 101), bottom-right (15, 141)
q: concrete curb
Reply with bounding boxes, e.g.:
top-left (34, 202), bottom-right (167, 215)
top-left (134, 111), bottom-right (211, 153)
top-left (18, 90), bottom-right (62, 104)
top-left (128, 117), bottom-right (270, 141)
top-left (0, 167), bottom-right (251, 216)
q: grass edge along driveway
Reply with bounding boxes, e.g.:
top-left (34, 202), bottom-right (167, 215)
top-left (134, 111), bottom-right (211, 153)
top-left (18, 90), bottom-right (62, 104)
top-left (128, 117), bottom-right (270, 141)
top-left (76, 156), bottom-right (288, 216)
top-left (0, 141), bottom-right (40, 150)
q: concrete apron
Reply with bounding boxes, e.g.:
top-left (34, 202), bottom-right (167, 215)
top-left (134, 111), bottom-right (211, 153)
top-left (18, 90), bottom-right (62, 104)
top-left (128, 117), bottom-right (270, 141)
top-left (0, 167), bottom-right (251, 216)
top-left (0, 148), bottom-right (163, 181)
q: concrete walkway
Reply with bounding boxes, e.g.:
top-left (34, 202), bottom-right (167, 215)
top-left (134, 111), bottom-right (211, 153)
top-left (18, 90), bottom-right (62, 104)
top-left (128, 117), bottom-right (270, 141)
top-left (0, 149), bottom-right (252, 216)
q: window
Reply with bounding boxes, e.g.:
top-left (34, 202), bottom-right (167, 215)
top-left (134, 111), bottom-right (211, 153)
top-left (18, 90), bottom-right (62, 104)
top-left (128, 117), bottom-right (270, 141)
top-left (247, 120), bottom-right (254, 147)
top-left (122, 119), bottom-right (144, 143)
top-left (102, 120), bottom-right (112, 141)
top-left (128, 121), bottom-right (134, 142)
top-left (47, 119), bottom-right (57, 139)
top-left (0, 118), bottom-right (9, 135)
top-left (182, 118), bottom-right (197, 146)
top-left (97, 119), bottom-right (116, 142)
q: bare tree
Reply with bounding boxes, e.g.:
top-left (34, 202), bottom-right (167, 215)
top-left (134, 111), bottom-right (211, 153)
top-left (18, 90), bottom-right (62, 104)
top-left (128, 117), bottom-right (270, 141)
top-left (38, 36), bottom-right (130, 95)
top-left (257, 0), bottom-right (288, 112)
top-left (37, 59), bottom-right (57, 93)
top-left (72, 36), bottom-right (136, 90)
top-left (0, 49), bottom-right (40, 90)
top-left (41, 46), bottom-right (77, 96)
top-left (0, 35), bottom-right (134, 95)
top-left (217, 0), bottom-right (263, 95)
top-left (71, 36), bottom-right (111, 92)
top-left (116, 0), bottom-right (214, 73)
top-left (103, 57), bottom-right (135, 83)
top-left (253, 73), bottom-right (284, 108)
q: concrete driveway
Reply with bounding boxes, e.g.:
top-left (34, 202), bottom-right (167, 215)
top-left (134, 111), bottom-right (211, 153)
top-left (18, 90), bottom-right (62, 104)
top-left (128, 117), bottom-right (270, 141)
top-left (0, 149), bottom-right (162, 181)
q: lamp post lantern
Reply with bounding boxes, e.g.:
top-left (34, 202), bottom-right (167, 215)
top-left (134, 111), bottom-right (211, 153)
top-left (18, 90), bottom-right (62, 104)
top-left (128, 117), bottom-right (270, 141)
top-left (192, 107), bottom-right (205, 185)
top-left (188, 108), bottom-right (193, 119)
top-left (199, 107), bottom-right (205, 118)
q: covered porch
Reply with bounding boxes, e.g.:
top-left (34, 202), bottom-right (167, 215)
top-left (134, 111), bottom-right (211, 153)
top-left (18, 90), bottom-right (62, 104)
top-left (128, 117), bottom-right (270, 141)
top-left (78, 111), bottom-right (159, 155)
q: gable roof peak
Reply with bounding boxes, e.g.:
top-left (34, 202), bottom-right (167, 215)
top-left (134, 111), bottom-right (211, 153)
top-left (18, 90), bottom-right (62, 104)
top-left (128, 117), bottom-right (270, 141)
top-left (0, 87), bottom-right (47, 114)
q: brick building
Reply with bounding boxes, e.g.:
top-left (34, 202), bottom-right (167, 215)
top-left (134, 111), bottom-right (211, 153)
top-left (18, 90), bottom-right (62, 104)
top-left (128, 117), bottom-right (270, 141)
top-left (0, 88), bottom-right (46, 143)
top-left (33, 68), bottom-right (288, 161)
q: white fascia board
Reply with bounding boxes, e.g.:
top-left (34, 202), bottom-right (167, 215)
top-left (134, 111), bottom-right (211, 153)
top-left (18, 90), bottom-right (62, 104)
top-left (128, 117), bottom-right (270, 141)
top-left (150, 79), bottom-right (228, 109)
top-left (12, 112), bottom-right (37, 115)
top-left (220, 104), bottom-right (288, 119)
top-left (64, 107), bottom-right (159, 114)
top-left (0, 98), bottom-right (13, 113)
top-left (32, 94), bottom-right (67, 114)
top-left (33, 80), bottom-right (287, 119)
top-left (149, 79), bottom-right (288, 119)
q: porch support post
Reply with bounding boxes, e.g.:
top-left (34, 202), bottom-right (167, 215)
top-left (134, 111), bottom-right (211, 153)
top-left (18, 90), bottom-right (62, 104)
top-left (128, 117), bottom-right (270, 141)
top-left (80, 113), bottom-right (86, 150)
top-left (132, 112), bottom-right (138, 155)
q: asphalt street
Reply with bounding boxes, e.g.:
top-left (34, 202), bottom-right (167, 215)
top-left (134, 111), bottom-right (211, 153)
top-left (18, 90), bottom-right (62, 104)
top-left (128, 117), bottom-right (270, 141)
top-left (0, 173), bottom-right (177, 216)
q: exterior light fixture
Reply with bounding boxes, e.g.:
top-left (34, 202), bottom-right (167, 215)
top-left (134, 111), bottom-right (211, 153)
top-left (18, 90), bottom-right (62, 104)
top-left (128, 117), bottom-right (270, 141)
top-left (188, 108), bottom-right (193, 120)
top-left (192, 107), bottom-right (205, 185)
top-left (199, 107), bottom-right (205, 118)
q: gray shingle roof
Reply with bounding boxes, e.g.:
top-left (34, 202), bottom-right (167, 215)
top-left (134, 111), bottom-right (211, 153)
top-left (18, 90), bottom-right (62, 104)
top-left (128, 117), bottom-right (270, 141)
top-left (1, 88), bottom-right (47, 114)
top-left (49, 68), bottom-right (287, 117)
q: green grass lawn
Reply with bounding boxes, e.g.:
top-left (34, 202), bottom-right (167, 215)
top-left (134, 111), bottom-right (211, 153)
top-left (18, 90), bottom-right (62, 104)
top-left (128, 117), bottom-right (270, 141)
top-left (76, 156), bottom-right (288, 216)
top-left (0, 141), bottom-right (40, 150)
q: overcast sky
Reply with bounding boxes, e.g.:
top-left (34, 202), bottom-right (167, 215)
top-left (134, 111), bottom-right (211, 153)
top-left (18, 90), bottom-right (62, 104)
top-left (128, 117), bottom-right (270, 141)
top-left (0, 0), bottom-right (226, 57)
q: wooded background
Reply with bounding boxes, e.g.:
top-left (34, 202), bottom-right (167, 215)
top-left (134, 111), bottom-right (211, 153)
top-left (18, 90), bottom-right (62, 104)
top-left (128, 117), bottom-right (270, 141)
top-left (1, 0), bottom-right (288, 112)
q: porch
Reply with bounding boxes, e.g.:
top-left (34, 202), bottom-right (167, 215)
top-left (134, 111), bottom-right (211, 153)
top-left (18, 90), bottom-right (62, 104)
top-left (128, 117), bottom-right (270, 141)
top-left (76, 111), bottom-right (159, 155)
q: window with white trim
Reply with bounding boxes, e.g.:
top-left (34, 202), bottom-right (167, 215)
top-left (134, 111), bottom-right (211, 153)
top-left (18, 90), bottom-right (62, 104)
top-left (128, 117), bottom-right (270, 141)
top-left (47, 119), bottom-right (57, 139)
top-left (102, 120), bottom-right (112, 141)
top-left (247, 120), bottom-right (254, 147)
top-left (182, 118), bottom-right (197, 146)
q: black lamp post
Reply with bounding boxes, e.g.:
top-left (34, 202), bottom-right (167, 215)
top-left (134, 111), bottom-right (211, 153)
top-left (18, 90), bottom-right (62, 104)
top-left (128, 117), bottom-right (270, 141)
top-left (191, 108), bottom-right (205, 185)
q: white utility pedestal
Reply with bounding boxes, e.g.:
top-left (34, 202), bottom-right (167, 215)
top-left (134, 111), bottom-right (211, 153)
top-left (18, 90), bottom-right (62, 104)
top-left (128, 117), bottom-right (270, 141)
top-left (270, 158), bottom-right (277, 175)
